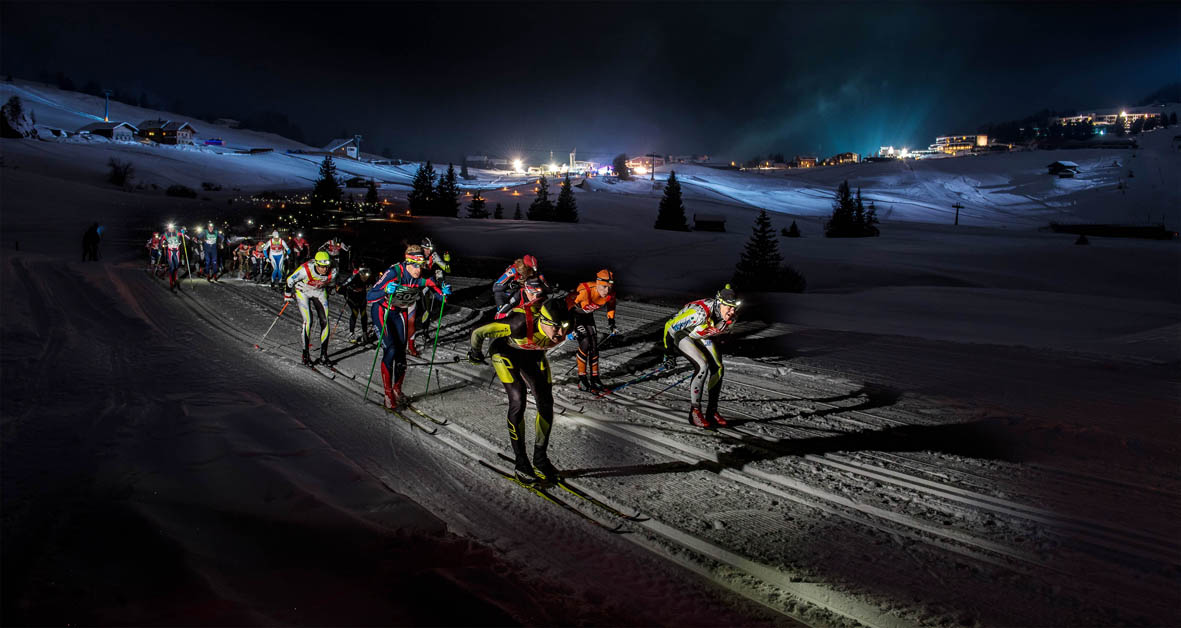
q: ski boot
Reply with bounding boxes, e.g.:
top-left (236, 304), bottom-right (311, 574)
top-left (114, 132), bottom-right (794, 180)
top-left (689, 406), bottom-right (711, 429)
top-left (317, 353), bottom-right (335, 368)
top-left (578, 375), bottom-right (594, 392)
top-left (710, 411), bottom-right (730, 427)
top-left (589, 375), bottom-right (606, 392)
top-left (533, 456), bottom-right (561, 484)
top-left (514, 458), bottom-right (539, 485)
top-left (407, 339), bottom-right (419, 357)
top-left (301, 350), bottom-right (313, 366)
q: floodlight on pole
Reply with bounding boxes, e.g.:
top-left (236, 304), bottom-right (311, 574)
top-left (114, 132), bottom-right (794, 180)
top-left (103, 89), bottom-right (112, 122)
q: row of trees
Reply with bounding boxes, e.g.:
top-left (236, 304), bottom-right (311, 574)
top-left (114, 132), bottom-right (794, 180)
top-left (407, 161), bottom-right (462, 216)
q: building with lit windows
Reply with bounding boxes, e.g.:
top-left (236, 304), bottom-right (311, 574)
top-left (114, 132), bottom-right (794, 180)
top-left (1052, 107), bottom-right (1164, 130)
top-left (932, 134), bottom-right (988, 154)
top-left (137, 119), bottom-right (197, 145)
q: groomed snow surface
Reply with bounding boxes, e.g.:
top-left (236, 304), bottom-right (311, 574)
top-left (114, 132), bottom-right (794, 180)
top-left (2, 81), bottom-right (1180, 626)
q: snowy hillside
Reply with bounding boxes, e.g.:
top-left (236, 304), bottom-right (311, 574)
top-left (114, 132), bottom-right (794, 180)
top-left (0, 80), bottom-right (530, 193)
top-left (3, 80), bottom-right (1177, 230)
top-left (647, 125), bottom-right (1181, 228)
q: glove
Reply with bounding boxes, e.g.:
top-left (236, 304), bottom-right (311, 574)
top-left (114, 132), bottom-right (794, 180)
top-left (441, 283), bottom-right (452, 296)
top-left (284, 291), bottom-right (294, 303)
top-left (566, 332), bottom-right (577, 341)
top-left (661, 353), bottom-right (677, 369)
top-left (467, 348), bottom-right (486, 365)
top-left (385, 282), bottom-right (398, 294)
top-left (443, 252), bottom-right (451, 263)
top-left (608, 319), bottom-right (617, 334)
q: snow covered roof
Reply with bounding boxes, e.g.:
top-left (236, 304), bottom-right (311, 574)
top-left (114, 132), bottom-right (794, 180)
top-left (137, 118), bottom-right (169, 130)
top-left (77, 121), bottom-right (138, 132)
top-left (1048, 160), bottom-right (1080, 168)
top-left (323, 138), bottom-right (358, 151)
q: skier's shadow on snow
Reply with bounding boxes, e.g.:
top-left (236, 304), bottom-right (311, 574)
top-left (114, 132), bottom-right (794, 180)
top-left (723, 384), bottom-right (902, 420)
top-left (564, 417), bottom-right (1025, 480)
top-left (720, 323), bottom-right (875, 361)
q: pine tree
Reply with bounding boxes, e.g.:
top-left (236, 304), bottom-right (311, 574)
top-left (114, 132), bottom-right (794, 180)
top-left (528, 174), bottom-right (553, 221)
top-left (865, 199), bottom-right (880, 236)
top-left (1171, 112), bottom-right (1178, 126)
top-left (654, 170), bottom-right (689, 231)
top-left (824, 180), bottom-right (858, 237)
top-left (613, 153), bottom-right (631, 180)
top-left (434, 164), bottom-right (460, 217)
top-left (310, 156), bottom-right (342, 221)
top-left (513, 203), bottom-right (522, 220)
top-left (365, 179), bottom-right (379, 209)
top-left (407, 161), bottom-right (437, 215)
top-left (783, 220), bottom-right (801, 237)
top-left (460, 162), bottom-right (470, 180)
top-left (467, 190), bottom-right (489, 218)
top-left (553, 173), bottom-right (579, 222)
top-left (854, 187), bottom-right (866, 232)
top-left (493, 202), bottom-right (504, 219)
top-left (734, 210), bottom-right (784, 291)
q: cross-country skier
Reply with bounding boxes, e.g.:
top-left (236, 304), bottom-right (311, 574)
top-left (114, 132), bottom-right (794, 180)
top-left (201, 224), bottom-right (221, 281)
top-left (162, 225), bottom-right (192, 293)
top-left (265, 231), bottom-right (289, 287)
top-left (366, 245), bottom-right (450, 409)
top-left (492, 254), bottom-right (545, 316)
top-left (468, 292), bottom-right (571, 484)
top-left (319, 237), bottom-right (350, 270)
top-left (146, 232), bottom-right (164, 269)
top-left (566, 269), bottom-right (617, 391)
top-left (252, 240), bottom-right (268, 283)
top-left (336, 266), bottom-right (374, 343)
top-left (234, 241), bottom-right (253, 278)
top-left (409, 236), bottom-right (452, 355)
top-left (662, 284), bottom-right (741, 428)
top-left (285, 251), bottom-right (338, 366)
top-left (290, 232), bottom-right (310, 264)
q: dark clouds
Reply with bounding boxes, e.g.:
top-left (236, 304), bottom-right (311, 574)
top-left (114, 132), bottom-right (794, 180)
top-left (2, 1), bottom-right (1177, 162)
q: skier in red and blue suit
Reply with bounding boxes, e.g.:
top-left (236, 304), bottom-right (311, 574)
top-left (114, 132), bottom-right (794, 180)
top-left (366, 244), bottom-right (450, 409)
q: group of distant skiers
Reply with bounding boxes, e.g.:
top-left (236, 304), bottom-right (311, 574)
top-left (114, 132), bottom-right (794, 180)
top-left (145, 225), bottom-right (350, 293)
top-left (148, 226), bottom-right (741, 485)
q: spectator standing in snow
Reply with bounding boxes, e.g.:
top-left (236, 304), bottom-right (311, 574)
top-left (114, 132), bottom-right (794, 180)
top-left (82, 222), bottom-right (101, 261)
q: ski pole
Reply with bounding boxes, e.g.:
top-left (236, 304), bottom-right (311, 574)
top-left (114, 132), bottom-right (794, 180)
top-left (597, 363), bottom-right (668, 399)
top-left (329, 302), bottom-right (345, 341)
top-left (363, 312), bottom-right (385, 400)
top-left (181, 237), bottom-right (194, 291)
top-left (254, 301), bottom-right (289, 349)
top-left (647, 371), bottom-right (694, 400)
top-left (423, 294), bottom-right (447, 397)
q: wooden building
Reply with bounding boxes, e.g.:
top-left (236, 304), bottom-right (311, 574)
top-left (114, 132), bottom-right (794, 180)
top-left (323, 138), bottom-right (360, 159)
top-left (136, 119), bottom-right (197, 144)
top-left (77, 121), bottom-right (138, 142)
top-left (693, 213), bottom-right (726, 232)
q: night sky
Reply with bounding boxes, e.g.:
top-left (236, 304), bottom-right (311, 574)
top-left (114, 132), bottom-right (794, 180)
top-left (2, 1), bottom-right (1178, 163)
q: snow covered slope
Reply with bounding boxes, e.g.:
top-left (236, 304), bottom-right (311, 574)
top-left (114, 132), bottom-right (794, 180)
top-left (648, 124), bottom-right (1180, 228)
top-left (0, 80), bottom-right (531, 193)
